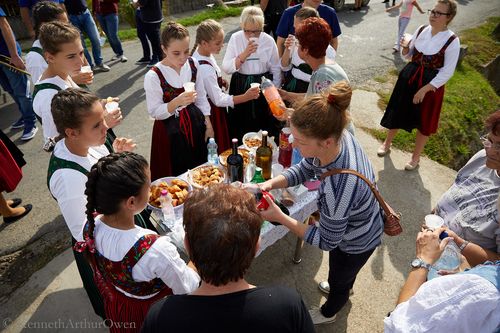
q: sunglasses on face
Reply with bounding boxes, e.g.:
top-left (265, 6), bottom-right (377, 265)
top-left (428, 9), bottom-right (450, 17)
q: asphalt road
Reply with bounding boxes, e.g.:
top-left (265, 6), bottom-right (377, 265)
top-left (0, 0), bottom-right (498, 331)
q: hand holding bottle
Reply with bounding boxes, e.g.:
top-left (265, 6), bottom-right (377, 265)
top-left (416, 227), bottom-right (449, 265)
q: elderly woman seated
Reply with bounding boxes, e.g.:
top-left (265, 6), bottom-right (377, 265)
top-left (141, 184), bottom-right (314, 332)
top-left (384, 228), bottom-right (500, 333)
top-left (434, 110), bottom-right (500, 258)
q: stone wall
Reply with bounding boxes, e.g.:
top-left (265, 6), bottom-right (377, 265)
top-left (166, 0), bottom-right (215, 15)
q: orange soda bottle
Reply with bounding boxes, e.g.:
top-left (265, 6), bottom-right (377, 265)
top-left (261, 76), bottom-right (285, 117)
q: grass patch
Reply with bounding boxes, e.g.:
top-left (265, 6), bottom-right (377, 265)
top-left (373, 76), bottom-right (389, 83)
top-left (373, 17), bottom-right (500, 170)
top-left (115, 6), bottom-right (244, 42)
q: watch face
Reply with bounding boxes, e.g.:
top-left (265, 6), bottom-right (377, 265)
top-left (411, 259), bottom-right (422, 268)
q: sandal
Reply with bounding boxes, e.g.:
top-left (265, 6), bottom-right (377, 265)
top-left (377, 145), bottom-right (391, 157)
top-left (404, 160), bottom-right (420, 171)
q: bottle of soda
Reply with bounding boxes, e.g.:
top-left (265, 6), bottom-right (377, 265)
top-left (278, 127), bottom-right (292, 168)
top-left (261, 76), bottom-right (285, 118)
top-left (227, 138), bottom-right (243, 182)
top-left (251, 167), bottom-right (266, 183)
top-left (256, 131), bottom-right (273, 179)
top-left (207, 137), bottom-right (218, 164)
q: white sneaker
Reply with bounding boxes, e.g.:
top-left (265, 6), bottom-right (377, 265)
top-left (93, 64), bottom-right (110, 73)
top-left (112, 54), bottom-right (128, 62)
top-left (308, 307), bottom-right (336, 325)
top-left (20, 126), bottom-right (38, 141)
top-left (318, 281), bottom-right (354, 296)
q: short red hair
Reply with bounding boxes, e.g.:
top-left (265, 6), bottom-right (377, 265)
top-left (295, 17), bottom-right (332, 59)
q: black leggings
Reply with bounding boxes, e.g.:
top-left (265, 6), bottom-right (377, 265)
top-left (321, 247), bottom-right (376, 317)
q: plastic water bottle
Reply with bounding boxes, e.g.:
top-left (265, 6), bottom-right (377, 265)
top-left (245, 151), bottom-right (256, 183)
top-left (159, 189), bottom-right (175, 229)
top-left (289, 134), bottom-right (302, 166)
top-left (427, 231), bottom-right (462, 280)
top-left (207, 138), bottom-right (218, 164)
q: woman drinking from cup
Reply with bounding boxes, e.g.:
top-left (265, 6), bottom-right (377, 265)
top-left (378, 0), bottom-right (460, 171)
top-left (256, 81), bottom-right (384, 325)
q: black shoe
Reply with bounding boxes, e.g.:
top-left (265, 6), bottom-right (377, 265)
top-left (9, 198), bottom-right (22, 208)
top-left (135, 57), bottom-right (151, 65)
top-left (3, 204), bottom-right (32, 223)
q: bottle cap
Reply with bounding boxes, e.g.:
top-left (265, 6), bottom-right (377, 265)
top-left (160, 189), bottom-right (169, 196)
top-left (439, 231), bottom-right (449, 240)
top-left (255, 167), bottom-right (262, 172)
top-left (209, 138), bottom-right (215, 143)
top-left (232, 138), bottom-right (238, 143)
top-left (282, 127), bottom-right (291, 134)
top-left (262, 130), bottom-right (268, 136)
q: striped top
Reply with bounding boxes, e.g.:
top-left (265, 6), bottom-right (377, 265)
top-left (282, 131), bottom-right (384, 254)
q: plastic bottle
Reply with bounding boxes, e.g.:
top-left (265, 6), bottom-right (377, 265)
top-left (261, 76), bottom-right (285, 118)
top-left (427, 231), bottom-right (462, 280)
top-left (207, 137), bottom-right (218, 164)
top-left (245, 151), bottom-right (256, 183)
top-left (251, 167), bottom-right (266, 183)
top-left (159, 189), bottom-right (175, 229)
top-left (289, 134), bottom-right (302, 166)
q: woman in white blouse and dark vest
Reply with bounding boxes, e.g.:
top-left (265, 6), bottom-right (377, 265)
top-left (379, 0), bottom-right (460, 171)
top-left (222, 6), bottom-right (282, 142)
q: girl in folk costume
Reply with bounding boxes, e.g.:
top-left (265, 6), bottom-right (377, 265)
top-left (75, 152), bottom-right (200, 333)
top-left (221, 6), bottom-right (282, 142)
top-left (144, 22), bottom-right (212, 180)
top-left (378, 0), bottom-right (460, 171)
top-left (191, 19), bottom-right (260, 153)
top-left (280, 7), bottom-right (336, 95)
top-left (47, 89), bottom-right (138, 319)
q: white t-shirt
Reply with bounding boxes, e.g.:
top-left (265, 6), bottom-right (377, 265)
top-left (33, 75), bottom-right (79, 141)
top-left (280, 44), bottom-right (336, 83)
top-left (435, 150), bottom-right (500, 252)
top-left (92, 216), bottom-right (200, 298)
top-left (143, 60), bottom-right (211, 121)
top-left (25, 39), bottom-right (47, 87)
top-left (405, 25), bottom-right (460, 89)
top-left (192, 50), bottom-right (234, 108)
top-left (49, 139), bottom-right (109, 241)
top-left (221, 30), bottom-right (281, 87)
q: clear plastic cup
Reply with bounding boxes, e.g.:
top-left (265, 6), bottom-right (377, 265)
top-left (250, 83), bottom-right (260, 89)
top-left (81, 65), bottom-right (92, 73)
top-left (271, 163), bottom-right (284, 178)
top-left (183, 82), bottom-right (195, 92)
top-left (105, 101), bottom-right (119, 113)
top-left (424, 214), bottom-right (444, 230)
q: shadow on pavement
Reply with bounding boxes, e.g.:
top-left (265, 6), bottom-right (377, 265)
top-left (336, 5), bottom-right (371, 28)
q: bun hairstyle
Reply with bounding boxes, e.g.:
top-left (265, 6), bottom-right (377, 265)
top-left (32, 1), bottom-right (65, 39)
top-left (291, 80), bottom-right (352, 141)
top-left (80, 152), bottom-right (149, 259)
top-left (295, 6), bottom-right (319, 20)
top-left (191, 19), bottom-right (223, 55)
top-left (51, 88), bottom-right (100, 141)
top-left (438, 0), bottom-right (457, 23)
top-left (39, 21), bottom-right (80, 54)
top-left (161, 21), bottom-right (189, 49)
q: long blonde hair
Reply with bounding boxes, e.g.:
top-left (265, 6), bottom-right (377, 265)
top-left (190, 19), bottom-right (223, 55)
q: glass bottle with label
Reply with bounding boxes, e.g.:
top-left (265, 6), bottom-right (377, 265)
top-left (256, 131), bottom-right (273, 179)
top-left (227, 138), bottom-right (243, 182)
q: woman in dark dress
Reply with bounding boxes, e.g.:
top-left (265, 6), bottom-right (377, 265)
top-left (378, 0), bottom-right (460, 171)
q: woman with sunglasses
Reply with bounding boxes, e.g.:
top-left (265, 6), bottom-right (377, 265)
top-left (221, 6), bottom-right (282, 142)
top-left (432, 111), bottom-right (500, 259)
top-left (378, 0), bottom-right (460, 171)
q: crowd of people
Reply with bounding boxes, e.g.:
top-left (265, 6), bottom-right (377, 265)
top-left (0, 0), bottom-right (498, 332)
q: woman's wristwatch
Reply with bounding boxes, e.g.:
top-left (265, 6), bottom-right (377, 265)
top-left (411, 258), bottom-right (431, 270)
top-left (459, 240), bottom-right (470, 252)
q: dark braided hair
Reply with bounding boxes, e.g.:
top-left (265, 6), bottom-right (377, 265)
top-left (83, 152), bottom-right (149, 258)
top-left (32, 1), bottom-right (66, 39)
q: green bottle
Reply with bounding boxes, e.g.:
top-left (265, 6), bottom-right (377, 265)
top-left (251, 167), bottom-right (266, 183)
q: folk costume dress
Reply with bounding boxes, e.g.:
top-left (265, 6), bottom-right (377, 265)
top-left (192, 50), bottom-right (231, 153)
top-left (221, 31), bottom-right (282, 142)
top-left (47, 139), bottom-right (153, 320)
top-left (74, 217), bottom-right (200, 333)
top-left (144, 58), bottom-right (210, 180)
top-left (380, 25), bottom-right (460, 136)
top-left (281, 44), bottom-right (336, 94)
top-left (0, 129), bottom-right (25, 192)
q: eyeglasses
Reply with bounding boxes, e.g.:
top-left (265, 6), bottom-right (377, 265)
top-left (480, 135), bottom-right (500, 150)
top-left (428, 9), bottom-right (450, 17)
top-left (243, 29), bottom-right (262, 34)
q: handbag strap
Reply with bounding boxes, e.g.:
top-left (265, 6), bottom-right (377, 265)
top-left (319, 168), bottom-right (392, 216)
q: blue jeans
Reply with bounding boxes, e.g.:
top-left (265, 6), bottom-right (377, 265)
top-left (136, 9), bottom-right (150, 60)
top-left (69, 9), bottom-right (103, 67)
top-left (0, 64), bottom-right (36, 130)
top-left (394, 16), bottom-right (410, 50)
top-left (96, 13), bottom-right (123, 56)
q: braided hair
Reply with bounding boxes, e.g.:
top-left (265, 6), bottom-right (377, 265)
top-left (82, 152), bottom-right (149, 259)
top-left (32, 1), bottom-right (66, 39)
top-left (190, 19), bottom-right (222, 56)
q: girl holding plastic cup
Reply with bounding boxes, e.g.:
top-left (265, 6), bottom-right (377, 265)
top-left (144, 22), bottom-right (212, 179)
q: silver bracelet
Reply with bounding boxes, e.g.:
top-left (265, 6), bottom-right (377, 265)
top-left (459, 240), bottom-right (470, 252)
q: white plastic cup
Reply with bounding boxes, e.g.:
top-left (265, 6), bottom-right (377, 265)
top-left (287, 35), bottom-right (295, 51)
top-left (249, 37), bottom-right (259, 46)
top-left (183, 82), bottom-right (195, 92)
top-left (81, 65), bottom-right (92, 73)
top-left (424, 214), bottom-right (445, 229)
top-left (401, 33), bottom-right (412, 48)
top-left (105, 101), bottom-right (119, 113)
top-left (250, 83), bottom-right (260, 89)
top-left (272, 163), bottom-right (284, 178)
